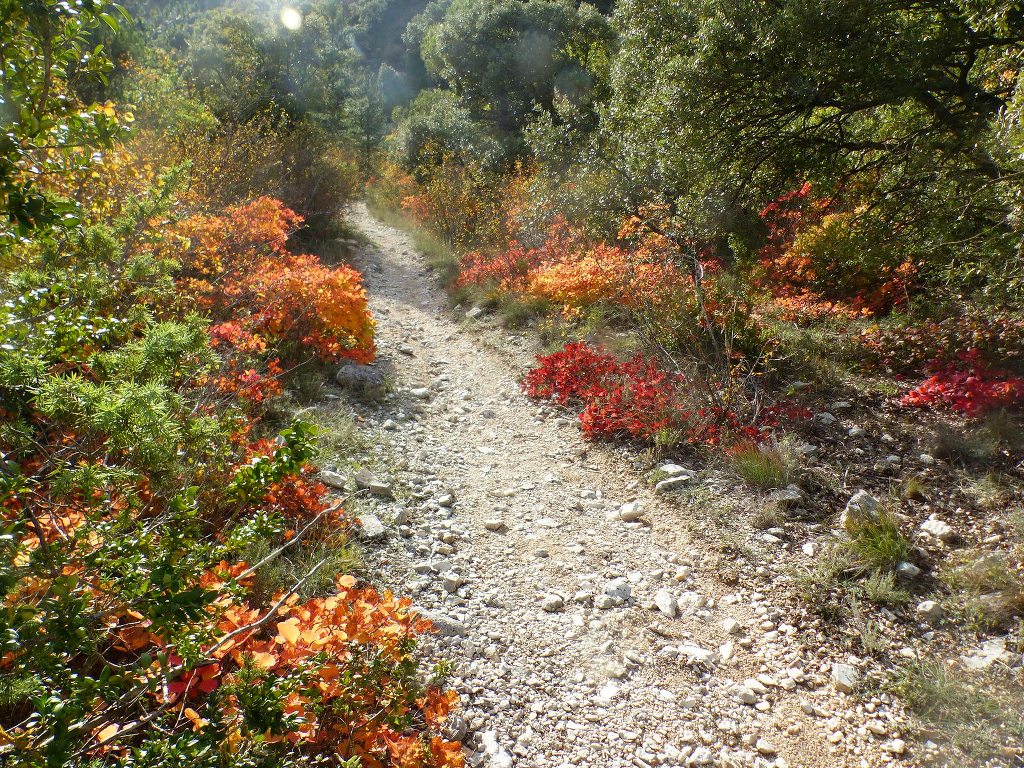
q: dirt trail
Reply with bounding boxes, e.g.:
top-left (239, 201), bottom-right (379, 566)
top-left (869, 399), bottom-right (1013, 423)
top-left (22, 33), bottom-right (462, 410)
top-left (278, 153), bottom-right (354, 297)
top-left (332, 203), bottom-right (912, 768)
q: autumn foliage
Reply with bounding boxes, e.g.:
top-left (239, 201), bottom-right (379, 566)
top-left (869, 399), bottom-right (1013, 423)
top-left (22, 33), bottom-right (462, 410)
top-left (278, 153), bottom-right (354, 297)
top-left (172, 196), bottom-right (376, 364)
top-left (523, 342), bottom-right (770, 446)
top-left (456, 217), bottom-right (683, 312)
top-left (900, 351), bottom-right (1024, 417)
top-left (0, 4), bottom-right (461, 764)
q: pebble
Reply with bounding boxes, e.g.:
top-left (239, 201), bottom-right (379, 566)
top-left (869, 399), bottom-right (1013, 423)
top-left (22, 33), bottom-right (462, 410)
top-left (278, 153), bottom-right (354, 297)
top-left (722, 618), bottom-right (742, 635)
top-left (920, 515), bottom-right (955, 543)
top-left (896, 561), bottom-right (921, 578)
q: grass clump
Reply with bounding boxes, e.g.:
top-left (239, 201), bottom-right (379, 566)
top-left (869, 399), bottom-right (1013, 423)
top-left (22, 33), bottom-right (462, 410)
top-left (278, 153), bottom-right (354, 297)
top-left (794, 546), bottom-right (851, 622)
top-left (242, 522), bottom-right (362, 603)
top-left (941, 508), bottom-right (1024, 629)
top-left (860, 569), bottom-right (911, 606)
top-left (729, 441), bottom-right (795, 490)
top-left (891, 660), bottom-right (1024, 761)
top-left (843, 508), bottom-right (912, 571)
top-left (943, 551), bottom-right (1024, 630)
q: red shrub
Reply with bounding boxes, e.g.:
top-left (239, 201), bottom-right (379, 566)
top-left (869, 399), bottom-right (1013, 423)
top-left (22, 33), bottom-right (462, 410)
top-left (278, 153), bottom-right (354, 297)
top-left (900, 350), bottom-right (1024, 417)
top-left (524, 343), bottom-right (769, 446)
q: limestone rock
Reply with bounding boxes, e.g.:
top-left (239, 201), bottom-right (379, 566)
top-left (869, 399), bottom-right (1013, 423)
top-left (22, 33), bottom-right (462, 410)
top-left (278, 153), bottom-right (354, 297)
top-left (357, 514), bottom-right (386, 541)
top-left (335, 363), bottom-right (387, 401)
top-left (831, 663), bottom-right (860, 693)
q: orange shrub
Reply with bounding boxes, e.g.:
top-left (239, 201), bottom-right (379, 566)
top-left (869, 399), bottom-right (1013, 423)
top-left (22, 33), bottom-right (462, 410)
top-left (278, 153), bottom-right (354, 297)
top-left (458, 216), bottom-right (684, 311)
top-left (170, 197), bottom-right (375, 363)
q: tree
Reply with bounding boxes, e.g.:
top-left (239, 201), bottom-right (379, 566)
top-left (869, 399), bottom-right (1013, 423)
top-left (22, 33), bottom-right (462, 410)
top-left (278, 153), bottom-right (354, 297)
top-left (420, 0), bottom-right (613, 139)
top-left (602, 0), bottom-right (1024, 300)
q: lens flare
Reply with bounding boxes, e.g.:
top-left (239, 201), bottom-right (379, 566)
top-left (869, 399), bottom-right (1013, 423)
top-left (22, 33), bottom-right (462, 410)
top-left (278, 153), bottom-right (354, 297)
top-left (280, 6), bottom-right (302, 30)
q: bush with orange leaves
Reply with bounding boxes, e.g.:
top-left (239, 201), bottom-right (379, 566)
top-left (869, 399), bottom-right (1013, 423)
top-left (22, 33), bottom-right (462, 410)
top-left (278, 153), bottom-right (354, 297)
top-left (753, 184), bottom-right (917, 322)
top-left (171, 196), bottom-right (376, 364)
top-left (457, 216), bottom-right (684, 312)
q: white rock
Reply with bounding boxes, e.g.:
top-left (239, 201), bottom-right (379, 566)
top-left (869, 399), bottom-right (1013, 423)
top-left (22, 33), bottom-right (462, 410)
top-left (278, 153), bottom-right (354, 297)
top-left (722, 618), bottom-right (742, 635)
top-left (686, 746), bottom-right (713, 766)
top-left (883, 739), bottom-right (907, 755)
top-left (480, 730), bottom-right (513, 767)
top-left (654, 589), bottom-right (678, 618)
top-left (659, 463), bottom-right (692, 478)
top-left (604, 577), bottom-right (632, 601)
top-left (680, 644), bottom-right (718, 667)
top-left (917, 600), bottom-right (943, 621)
top-left (320, 469), bottom-right (347, 489)
top-left (840, 489), bottom-right (879, 530)
top-left (920, 515), bottom-right (955, 543)
top-left (618, 501), bottom-right (644, 522)
top-left (896, 561), bottom-right (921, 578)
top-left (483, 519), bottom-right (505, 532)
top-left (961, 638), bottom-right (1010, 670)
top-left (655, 476), bottom-right (691, 494)
top-left (357, 514), bottom-right (386, 541)
top-left (756, 739), bottom-right (777, 755)
top-left (768, 485), bottom-right (803, 504)
top-left (541, 594), bottom-right (564, 612)
top-left (831, 663), bottom-right (860, 693)
top-left (733, 685), bottom-right (758, 705)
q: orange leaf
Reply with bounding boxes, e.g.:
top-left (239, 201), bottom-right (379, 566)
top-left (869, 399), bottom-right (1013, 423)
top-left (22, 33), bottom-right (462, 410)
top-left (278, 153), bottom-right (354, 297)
top-left (276, 617), bottom-right (301, 644)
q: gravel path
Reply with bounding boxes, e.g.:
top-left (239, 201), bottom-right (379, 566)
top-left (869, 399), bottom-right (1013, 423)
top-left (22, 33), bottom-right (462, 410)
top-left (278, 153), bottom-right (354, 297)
top-left (327, 204), bottom-right (915, 768)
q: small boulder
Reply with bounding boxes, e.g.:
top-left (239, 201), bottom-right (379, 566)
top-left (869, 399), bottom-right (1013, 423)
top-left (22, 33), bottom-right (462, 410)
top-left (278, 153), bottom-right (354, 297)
top-left (920, 515), bottom-right (956, 544)
top-left (896, 561), bottom-right (922, 579)
top-left (722, 617), bottom-right (742, 635)
top-left (355, 468), bottom-right (393, 498)
top-left (320, 469), bottom-right (348, 490)
top-left (335, 363), bottom-right (387, 401)
top-left (768, 485), bottom-right (803, 504)
top-left (618, 501), bottom-right (644, 522)
top-left (659, 463), bottom-right (692, 478)
top-left (680, 644), bottom-right (718, 668)
top-left (840, 489), bottom-right (880, 531)
top-left (655, 476), bottom-right (691, 494)
top-left (917, 600), bottom-right (944, 621)
top-left (417, 609), bottom-right (467, 637)
top-left (604, 577), bottom-right (632, 602)
top-left (541, 594), bottom-right (564, 612)
top-left (654, 589), bottom-right (678, 618)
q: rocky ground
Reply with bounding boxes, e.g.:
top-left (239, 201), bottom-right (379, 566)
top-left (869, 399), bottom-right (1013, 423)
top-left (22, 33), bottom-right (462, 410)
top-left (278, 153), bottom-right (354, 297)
top-left (309, 204), bottom-right (1023, 768)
